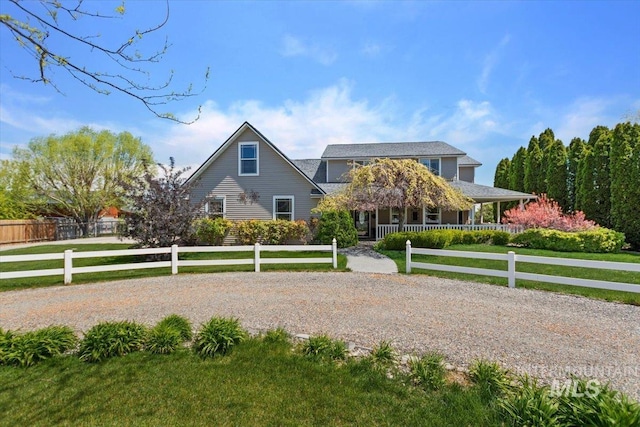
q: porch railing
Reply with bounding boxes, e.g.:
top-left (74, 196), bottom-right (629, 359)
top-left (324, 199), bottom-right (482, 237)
top-left (376, 224), bottom-right (523, 241)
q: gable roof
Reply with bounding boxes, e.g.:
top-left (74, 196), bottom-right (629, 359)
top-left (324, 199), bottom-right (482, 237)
top-left (321, 141), bottom-right (466, 159)
top-left (186, 122), bottom-right (325, 194)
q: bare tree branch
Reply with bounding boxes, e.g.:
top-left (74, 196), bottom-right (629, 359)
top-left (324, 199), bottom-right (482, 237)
top-left (0, 0), bottom-right (209, 123)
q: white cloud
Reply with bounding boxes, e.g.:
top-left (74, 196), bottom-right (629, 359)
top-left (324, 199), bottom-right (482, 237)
top-left (477, 34), bottom-right (511, 94)
top-left (280, 34), bottom-right (338, 66)
top-left (361, 42), bottom-right (382, 57)
top-left (554, 97), bottom-right (628, 143)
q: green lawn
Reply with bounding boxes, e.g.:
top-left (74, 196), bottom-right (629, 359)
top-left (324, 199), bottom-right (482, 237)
top-left (0, 244), bottom-right (348, 292)
top-left (0, 338), bottom-right (500, 427)
top-left (379, 244), bottom-right (640, 305)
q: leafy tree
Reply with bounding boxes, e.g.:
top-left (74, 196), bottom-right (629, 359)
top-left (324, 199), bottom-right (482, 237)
top-left (576, 126), bottom-right (612, 228)
top-left (508, 147), bottom-right (527, 193)
top-left (13, 127), bottom-right (152, 233)
top-left (314, 210), bottom-right (358, 248)
top-left (544, 139), bottom-right (568, 210)
top-left (0, 160), bottom-right (39, 219)
top-left (567, 137), bottom-right (586, 212)
top-left (524, 136), bottom-right (545, 194)
top-left (610, 122), bottom-right (640, 248)
top-left (316, 158), bottom-right (473, 232)
top-left (0, 0), bottom-right (208, 123)
top-left (493, 157), bottom-right (511, 221)
top-left (121, 158), bottom-right (202, 248)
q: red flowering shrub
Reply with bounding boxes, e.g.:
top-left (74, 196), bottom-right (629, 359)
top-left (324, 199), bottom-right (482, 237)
top-left (502, 194), bottom-right (596, 232)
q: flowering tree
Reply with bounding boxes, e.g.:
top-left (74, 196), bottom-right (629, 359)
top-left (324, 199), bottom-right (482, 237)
top-left (315, 158), bottom-right (473, 232)
top-left (502, 194), bottom-right (596, 232)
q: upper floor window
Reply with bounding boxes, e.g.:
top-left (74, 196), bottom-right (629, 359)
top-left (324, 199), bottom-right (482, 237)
top-left (204, 196), bottom-right (225, 218)
top-left (419, 158), bottom-right (440, 176)
top-left (351, 159), bottom-right (371, 167)
top-left (273, 196), bottom-right (294, 221)
top-left (239, 142), bottom-right (259, 176)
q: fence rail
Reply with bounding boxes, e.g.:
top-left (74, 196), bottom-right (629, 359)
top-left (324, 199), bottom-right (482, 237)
top-left (376, 224), bottom-right (523, 241)
top-left (0, 240), bottom-right (338, 284)
top-left (405, 241), bottom-right (640, 293)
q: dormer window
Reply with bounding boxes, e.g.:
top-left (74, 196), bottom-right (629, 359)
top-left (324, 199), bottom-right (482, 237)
top-left (239, 142), bottom-right (259, 176)
top-left (419, 158), bottom-right (440, 176)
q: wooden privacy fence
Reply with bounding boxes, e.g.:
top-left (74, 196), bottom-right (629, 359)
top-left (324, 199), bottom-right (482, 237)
top-left (0, 240), bottom-right (338, 284)
top-left (0, 220), bottom-right (56, 244)
top-left (405, 240), bottom-right (640, 293)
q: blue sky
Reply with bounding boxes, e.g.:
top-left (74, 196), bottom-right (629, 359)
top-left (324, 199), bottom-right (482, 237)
top-left (1, 0), bottom-right (639, 185)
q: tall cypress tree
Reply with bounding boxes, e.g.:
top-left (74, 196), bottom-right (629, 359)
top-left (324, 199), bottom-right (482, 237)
top-left (538, 128), bottom-right (556, 152)
top-left (610, 122), bottom-right (640, 248)
top-left (524, 136), bottom-right (544, 194)
top-left (567, 137), bottom-right (586, 212)
top-left (577, 126), bottom-right (612, 227)
top-left (509, 147), bottom-right (527, 192)
top-left (545, 139), bottom-right (569, 210)
top-left (493, 157), bottom-right (511, 221)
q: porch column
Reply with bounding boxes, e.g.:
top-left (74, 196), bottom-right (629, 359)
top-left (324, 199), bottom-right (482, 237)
top-left (469, 207), bottom-right (475, 224)
top-left (479, 203), bottom-right (484, 224)
top-left (497, 201), bottom-right (501, 223)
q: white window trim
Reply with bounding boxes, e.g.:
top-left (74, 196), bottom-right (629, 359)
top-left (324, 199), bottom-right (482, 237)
top-left (419, 157), bottom-right (441, 176)
top-left (204, 196), bottom-right (226, 218)
top-left (273, 195), bottom-right (294, 221)
top-left (238, 142), bottom-right (259, 176)
top-left (425, 207), bottom-right (441, 224)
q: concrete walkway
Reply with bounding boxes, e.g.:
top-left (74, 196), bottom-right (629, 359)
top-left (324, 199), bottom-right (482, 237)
top-left (340, 242), bottom-right (398, 274)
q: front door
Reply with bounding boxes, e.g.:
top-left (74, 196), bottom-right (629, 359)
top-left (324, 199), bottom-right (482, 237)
top-left (354, 211), bottom-right (370, 238)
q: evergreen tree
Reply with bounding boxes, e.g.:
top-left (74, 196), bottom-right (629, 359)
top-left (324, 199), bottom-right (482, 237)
top-left (576, 126), bottom-right (612, 227)
top-left (567, 137), bottom-right (586, 212)
top-left (509, 147), bottom-right (527, 192)
top-left (524, 136), bottom-right (544, 194)
top-left (545, 139), bottom-right (569, 210)
top-left (493, 157), bottom-right (511, 221)
top-left (610, 122), bottom-right (640, 248)
top-left (538, 128), bottom-right (556, 152)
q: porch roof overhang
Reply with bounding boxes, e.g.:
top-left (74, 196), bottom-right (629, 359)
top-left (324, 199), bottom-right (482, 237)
top-left (449, 181), bottom-right (537, 203)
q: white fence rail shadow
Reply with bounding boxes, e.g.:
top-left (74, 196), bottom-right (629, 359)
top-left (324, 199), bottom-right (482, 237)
top-left (405, 240), bottom-right (640, 293)
top-left (1, 240), bottom-right (338, 284)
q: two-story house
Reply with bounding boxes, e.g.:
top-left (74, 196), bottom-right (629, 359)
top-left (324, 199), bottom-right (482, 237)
top-left (188, 122), bottom-right (534, 240)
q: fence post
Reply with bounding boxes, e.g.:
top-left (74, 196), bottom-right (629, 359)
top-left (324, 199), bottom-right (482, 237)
top-left (254, 243), bottom-right (261, 272)
top-left (63, 249), bottom-right (73, 284)
top-left (332, 238), bottom-right (337, 269)
top-left (171, 245), bottom-right (178, 275)
top-left (507, 251), bottom-right (516, 288)
top-left (406, 240), bottom-right (412, 274)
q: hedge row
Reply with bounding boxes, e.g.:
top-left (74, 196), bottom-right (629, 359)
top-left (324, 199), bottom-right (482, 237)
top-left (377, 227), bottom-right (625, 253)
top-left (193, 218), bottom-right (310, 246)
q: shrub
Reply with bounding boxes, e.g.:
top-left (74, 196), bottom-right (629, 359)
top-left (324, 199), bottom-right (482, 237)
top-left (369, 340), bottom-right (397, 370)
top-left (490, 231), bottom-right (510, 246)
top-left (469, 359), bottom-right (511, 400)
top-left (262, 327), bottom-right (290, 344)
top-left (378, 229), bottom-right (510, 250)
top-left (315, 210), bottom-right (358, 248)
top-left (78, 321), bottom-right (148, 363)
top-left (512, 227), bottom-right (625, 253)
top-left (502, 194), bottom-right (597, 232)
top-left (1, 326), bottom-right (78, 367)
top-left (146, 325), bottom-right (182, 355)
top-left (193, 217), bottom-right (233, 245)
top-left (192, 317), bottom-right (247, 358)
top-left (301, 334), bottom-right (347, 362)
top-left (408, 352), bottom-right (446, 391)
top-left (156, 314), bottom-right (193, 342)
top-left (235, 219), bottom-right (310, 245)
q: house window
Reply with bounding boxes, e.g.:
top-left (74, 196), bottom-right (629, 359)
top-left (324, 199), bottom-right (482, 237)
top-left (425, 207), bottom-right (441, 224)
top-left (239, 142), bottom-right (259, 176)
top-left (420, 158), bottom-right (440, 176)
top-left (273, 196), bottom-right (294, 221)
top-left (351, 159), bottom-right (371, 167)
top-left (204, 196), bottom-right (225, 218)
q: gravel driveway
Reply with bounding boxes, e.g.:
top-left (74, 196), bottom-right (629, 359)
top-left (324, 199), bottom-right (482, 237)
top-left (1, 272), bottom-right (638, 400)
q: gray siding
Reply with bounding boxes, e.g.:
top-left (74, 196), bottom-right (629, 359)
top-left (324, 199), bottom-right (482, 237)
top-left (192, 128), bottom-right (319, 221)
top-left (327, 159), bottom-right (351, 182)
top-left (441, 210), bottom-right (459, 224)
top-left (458, 166), bottom-right (475, 183)
top-left (441, 157), bottom-right (458, 180)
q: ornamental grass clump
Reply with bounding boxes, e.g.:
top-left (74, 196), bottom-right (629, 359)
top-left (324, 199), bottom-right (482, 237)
top-left (0, 326), bottom-right (77, 367)
top-left (408, 352), bottom-right (446, 391)
top-left (146, 325), bottom-right (182, 355)
top-left (262, 327), bottom-right (290, 345)
top-left (499, 375), bottom-right (560, 426)
top-left (469, 359), bottom-right (511, 401)
top-left (301, 334), bottom-right (347, 362)
top-left (369, 340), bottom-right (398, 371)
top-left (78, 321), bottom-right (148, 363)
top-left (155, 314), bottom-right (193, 342)
top-left (192, 317), bottom-right (247, 358)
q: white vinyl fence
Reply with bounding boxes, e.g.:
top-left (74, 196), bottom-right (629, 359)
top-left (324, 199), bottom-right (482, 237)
top-left (376, 224), bottom-right (523, 240)
top-left (405, 240), bottom-right (640, 293)
top-left (0, 240), bottom-right (338, 284)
